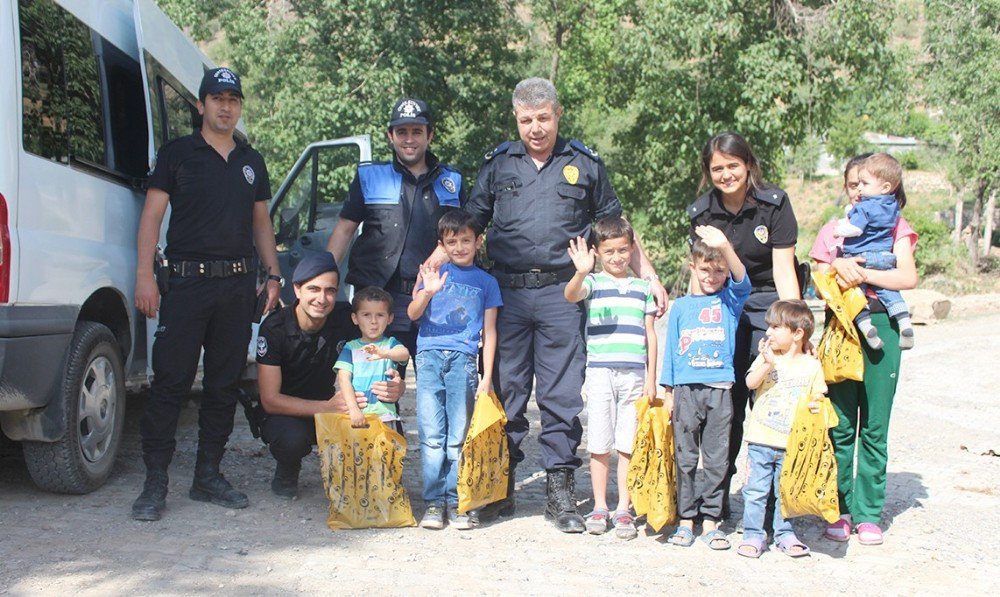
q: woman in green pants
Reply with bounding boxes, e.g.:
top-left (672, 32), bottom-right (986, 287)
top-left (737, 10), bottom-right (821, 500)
top-left (809, 154), bottom-right (919, 545)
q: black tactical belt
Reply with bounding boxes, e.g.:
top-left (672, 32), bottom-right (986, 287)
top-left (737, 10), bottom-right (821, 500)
top-left (170, 258), bottom-right (252, 278)
top-left (493, 266), bottom-right (575, 289)
top-left (390, 278), bottom-right (418, 294)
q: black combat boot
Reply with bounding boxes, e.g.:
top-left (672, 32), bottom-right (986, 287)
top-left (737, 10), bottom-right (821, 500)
top-left (132, 468), bottom-right (169, 521)
top-left (271, 460), bottom-right (301, 500)
top-left (544, 468), bottom-right (585, 533)
top-left (475, 464), bottom-right (517, 523)
top-left (189, 450), bottom-right (249, 509)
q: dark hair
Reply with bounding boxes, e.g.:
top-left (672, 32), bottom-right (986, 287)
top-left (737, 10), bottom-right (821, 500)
top-left (843, 153), bottom-right (874, 183)
top-left (765, 299), bottom-right (814, 351)
top-left (592, 216), bottom-right (634, 245)
top-left (352, 286), bottom-right (393, 312)
top-left (689, 239), bottom-right (725, 264)
top-left (437, 209), bottom-right (481, 239)
top-left (862, 153), bottom-right (907, 209)
top-left (699, 132), bottom-right (766, 195)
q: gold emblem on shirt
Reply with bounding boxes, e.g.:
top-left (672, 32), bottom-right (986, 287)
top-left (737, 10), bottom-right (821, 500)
top-left (754, 225), bottom-right (769, 244)
top-left (563, 165), bottom-right (579, 185)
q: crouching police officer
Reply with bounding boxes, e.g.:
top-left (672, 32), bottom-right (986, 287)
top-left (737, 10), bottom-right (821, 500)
top-left (326, 98), bottom-right (464, 372)
top-left (255, 253), bottom-right (404, 499)
top-left (466, 78), bottom-right (667, 533)
top-left (132, 68), bottom-right (281, 521)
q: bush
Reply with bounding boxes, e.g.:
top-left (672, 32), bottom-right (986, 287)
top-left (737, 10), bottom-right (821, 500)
top-left (905, 206), bottom-right (964, 277)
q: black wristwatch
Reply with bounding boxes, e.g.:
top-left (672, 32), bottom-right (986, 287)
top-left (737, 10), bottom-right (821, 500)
top-left (267, 274), bottom-right (285, 287)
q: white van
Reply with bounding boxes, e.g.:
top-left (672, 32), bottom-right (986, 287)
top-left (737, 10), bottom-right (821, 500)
top-left (0, 0), bottom-right (228, 493)
top-left (2, 0), bottom-right (373, 495)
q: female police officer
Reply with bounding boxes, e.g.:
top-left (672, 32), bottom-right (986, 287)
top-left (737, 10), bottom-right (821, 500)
top-left (686, 132), bottom-right (801, 518)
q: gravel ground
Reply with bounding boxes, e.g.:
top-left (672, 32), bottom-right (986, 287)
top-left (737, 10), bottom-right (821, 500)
top-left (1, 308), bottom-right (998, 595)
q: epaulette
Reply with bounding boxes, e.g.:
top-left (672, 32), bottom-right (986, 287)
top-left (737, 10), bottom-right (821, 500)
top-left (483, 141), bottom-right (510, 162)
top-left (687, 192), bottom-right (712, 219)
top-left (752, 187), bottom-right (786, 206)
top-left (569, 139), bottom-right (601, 161)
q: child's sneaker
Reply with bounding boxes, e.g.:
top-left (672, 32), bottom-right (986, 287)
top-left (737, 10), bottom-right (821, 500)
top-left (420, 504), bottom-right (445, 530)
top-left (447, 504), bottom-right (474, 530)
top-left (584, 508), bottom-right (610, 535)
top-left (612, 510), bottom-right (638, 541)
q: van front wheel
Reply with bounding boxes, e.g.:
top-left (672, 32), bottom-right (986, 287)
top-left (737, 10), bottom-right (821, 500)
top-left (23, 322), bottom-right (126, 493)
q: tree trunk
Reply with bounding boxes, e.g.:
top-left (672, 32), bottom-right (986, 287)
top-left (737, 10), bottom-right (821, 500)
top-left (952, 190), bottom-right (963, 244)
top-left (966, 183), bottom-right (984, 270)
top-left (983, 188), bottom-right (996, 255)
top-left (549, 22), bottom-right (564, 83)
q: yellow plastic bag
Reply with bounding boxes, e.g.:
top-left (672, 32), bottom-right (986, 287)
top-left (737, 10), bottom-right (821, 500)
top-left (457, 391), bottom-right (509, 514)
top-left (812, 270), bottom-right (868, 383)
top-left (314, 413), bottom-right (416, 529)
top-left (625, 398), bottom-right (677, 532)
top-left (779, 395), bottom-right (841, 523)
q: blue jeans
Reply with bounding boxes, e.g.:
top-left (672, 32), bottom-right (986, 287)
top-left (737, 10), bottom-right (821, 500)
top-left (848, 250), bottom-right (908, 317)
top-left (415, 349), bottom-right (477, 505)
top-left (742, 444), bottom-right (794, 543)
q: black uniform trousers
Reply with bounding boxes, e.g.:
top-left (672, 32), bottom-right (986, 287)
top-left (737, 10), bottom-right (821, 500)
top-left (261, 415), bottom-right (315, 466)
top-left (496, 284), bottom-right (586, 471)
top-left (140, 274), bottom-right (255, 469)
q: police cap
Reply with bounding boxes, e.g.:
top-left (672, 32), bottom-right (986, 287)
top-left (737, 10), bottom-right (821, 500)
top-left (292, 252), bottom-right (339, 285)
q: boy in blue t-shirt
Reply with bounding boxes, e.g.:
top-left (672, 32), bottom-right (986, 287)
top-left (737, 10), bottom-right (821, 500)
top-left (334, 287), bottom-right (410, 429)
top-left (660, 225), bottom-right (751, 550)
top-left (407, 209), bottom-right (502, 530)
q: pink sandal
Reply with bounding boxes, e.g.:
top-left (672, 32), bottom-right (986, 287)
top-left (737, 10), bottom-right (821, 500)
top-left (856, 522), bottom-right (884, 545)
top-left (824, 517), bottom-right (851, 542)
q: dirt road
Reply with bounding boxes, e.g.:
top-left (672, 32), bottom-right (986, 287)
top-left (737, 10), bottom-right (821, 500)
top-left (2, 309), bottom-right (998, 594)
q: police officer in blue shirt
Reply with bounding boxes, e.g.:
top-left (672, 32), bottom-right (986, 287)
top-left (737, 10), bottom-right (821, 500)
top-left (326, 98), bottom-right (464, 372)
top-left (132, 68), bottom-right (282, 521)
top-left (466, 78), bottom-right (667, 533)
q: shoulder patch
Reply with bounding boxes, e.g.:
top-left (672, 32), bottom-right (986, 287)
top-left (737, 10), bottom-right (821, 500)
top-left (753, 187), bottom-right (786, 207)
top-left (484, 141), bottom-right (511, 161)
top-left (569, 139), bottom-right (601, 161)
top-left (687, 193), bottom-right (712, 220)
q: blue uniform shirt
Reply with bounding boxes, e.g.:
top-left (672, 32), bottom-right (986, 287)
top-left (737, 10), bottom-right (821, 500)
top-left (465, 138), bottom-right (621, 271)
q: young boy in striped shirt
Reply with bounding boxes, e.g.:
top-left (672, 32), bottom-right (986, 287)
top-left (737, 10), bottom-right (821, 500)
top-left (565, 216), bottom-right (658, 540)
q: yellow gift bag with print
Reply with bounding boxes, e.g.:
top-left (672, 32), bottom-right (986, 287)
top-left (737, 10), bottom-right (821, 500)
top-left (779, 395), bottom-right (841, 523)
top-left (315, 413), bottom-right (416, 529)
top-left (812, 271), bottom-right (868, 383)
top-left (457, 391), bottom-right (509, 514)
top-left (625, 398), bottom-right (677, 532)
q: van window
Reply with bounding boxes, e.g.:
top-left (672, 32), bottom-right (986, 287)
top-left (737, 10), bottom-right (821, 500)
top-left (19, 0), bottom-right (148, 180)
top-left (160, 79), bottom-right (199, 142)
top-left (101, 39), bottom-right (148, 178)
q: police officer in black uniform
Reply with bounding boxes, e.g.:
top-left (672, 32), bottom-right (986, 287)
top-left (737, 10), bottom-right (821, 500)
top-left (132, 68), bottom-right (282, 521)
top-left (466, 78), bottom-right (667, 533)
top-left (687, 131), bottom-right (800, 519)
top-left (255, 253), bottom-right (404, 499)
top-left (326, 98), bottom-right (464, 371)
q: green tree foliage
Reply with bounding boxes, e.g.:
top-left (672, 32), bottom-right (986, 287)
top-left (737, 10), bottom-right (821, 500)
top-left (155, 0), bottom-right (907, 282)
top-left (602, 1), bottom-right (904, 270)
top-left (157, 0), bottom-right (524, 189)
top-left (924, 0), bottom-right (1000, 199)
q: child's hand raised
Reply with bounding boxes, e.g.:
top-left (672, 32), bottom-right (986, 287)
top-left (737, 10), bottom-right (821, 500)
top-left (757, 337), bottom-right (776, 364)
top-left (567, 236), bottom-right (596, 274)
top-left (418, 263), bottom-right (448, 296)
top-left (694, 225), bottom-right (730, 249)
top-left (363, 343), bottom-right (391, 360)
